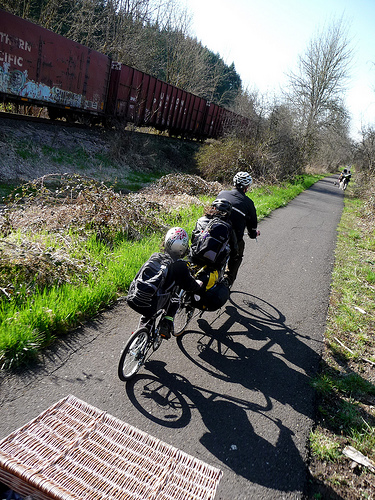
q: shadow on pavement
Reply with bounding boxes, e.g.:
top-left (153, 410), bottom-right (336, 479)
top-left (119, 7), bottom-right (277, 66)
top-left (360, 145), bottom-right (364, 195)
top-left (124, 292), bottom-right (324, 492)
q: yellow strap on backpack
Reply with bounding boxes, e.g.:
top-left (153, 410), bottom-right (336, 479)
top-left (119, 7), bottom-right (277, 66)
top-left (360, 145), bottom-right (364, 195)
top-left (190, 263), bottom-right (218, 291)
top-left (206, 270), bottom-right (219, 290)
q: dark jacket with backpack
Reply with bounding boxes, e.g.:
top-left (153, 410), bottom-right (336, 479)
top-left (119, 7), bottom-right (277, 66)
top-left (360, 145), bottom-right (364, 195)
top-left (127, 252), bottom-right (201, 318)
top-left (190, 215), bottom-right (238, 269)
top-left (187, 214), bottom-right (236, 311)
top-left (217, 188), bottom-right (258, 241)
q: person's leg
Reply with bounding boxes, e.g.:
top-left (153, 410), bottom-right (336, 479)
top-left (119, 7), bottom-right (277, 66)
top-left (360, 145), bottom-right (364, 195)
top-left (158, 293), bottom-right (179, 339)
top-left (224, 238), bottom-right (245, 286)
top-left (138, 315), bottom-right (153, 330)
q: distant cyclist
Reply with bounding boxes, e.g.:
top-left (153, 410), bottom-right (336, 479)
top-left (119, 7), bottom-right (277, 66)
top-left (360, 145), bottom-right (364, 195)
top-left (217, 171), bottom-right (260, 287)
top-left (136, 227), bottom-right (203, 339)
top-left (338, 168), bottom-right (351, 190)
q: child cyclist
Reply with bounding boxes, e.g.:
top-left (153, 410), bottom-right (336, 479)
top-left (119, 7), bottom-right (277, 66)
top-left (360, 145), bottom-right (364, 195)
top-left (190, 198), bottom-right (238, 271)
top-left (132, 227), bottom-right (204, 339)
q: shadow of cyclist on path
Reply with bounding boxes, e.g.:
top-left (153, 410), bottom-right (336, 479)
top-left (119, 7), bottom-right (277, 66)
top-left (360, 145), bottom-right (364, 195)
top-left (129, 360), bottom-right (305, 492)
top-left (125, 292), bottom-right (321, 492)
top-left (177, 292), bottom-right (322, 419)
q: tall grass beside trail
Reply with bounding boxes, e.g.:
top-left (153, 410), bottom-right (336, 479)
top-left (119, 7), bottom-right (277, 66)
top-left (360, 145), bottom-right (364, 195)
top-left (0, 174), bottom-right (322, 368)
top-left (169, 175), bottom-right (321, 232)
top-left (306, 173), bottom-right (375, 500)
top-left (0, 235), bottom-right (160, 368)
top-left (252, 178), bottom-right (317, 219)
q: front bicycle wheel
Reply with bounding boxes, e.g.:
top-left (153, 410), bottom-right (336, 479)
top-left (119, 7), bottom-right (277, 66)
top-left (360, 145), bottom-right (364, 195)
top-left (118, 328), bottom-right (149, 381)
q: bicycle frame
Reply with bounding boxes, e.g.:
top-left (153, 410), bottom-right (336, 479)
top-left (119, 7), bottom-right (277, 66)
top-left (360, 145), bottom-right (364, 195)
top-left (117, 309), bottom-right (166, 381)
top-left (143, 308), bottom-right (166, 350)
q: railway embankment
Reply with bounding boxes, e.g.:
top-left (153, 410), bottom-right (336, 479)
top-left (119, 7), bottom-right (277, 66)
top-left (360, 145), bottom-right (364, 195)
top-left (0, 114), bottom-right (201, 193)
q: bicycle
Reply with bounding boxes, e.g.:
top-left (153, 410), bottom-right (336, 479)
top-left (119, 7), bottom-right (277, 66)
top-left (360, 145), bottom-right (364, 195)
top-left (118, 260), bottom-right (230, 377)
top-left (173, 289), bottom-right (202, 336)
top-left (118, 309), bottom-right (166, 381)
top-left (173, 261), bottom-right (228, 337)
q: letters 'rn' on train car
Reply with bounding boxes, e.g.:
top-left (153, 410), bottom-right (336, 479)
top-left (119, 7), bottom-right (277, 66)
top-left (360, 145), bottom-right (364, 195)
top-left (0, 9), bottom-right (111, 121)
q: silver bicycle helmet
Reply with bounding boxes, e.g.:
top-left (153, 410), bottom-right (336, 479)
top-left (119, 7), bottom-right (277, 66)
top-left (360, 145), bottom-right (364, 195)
top-left (212, 198), bottom-right (232, 216)
top-left (164, 227), bottom-right (189, 258)
top-left (233, 171), bottom-right (253, 189)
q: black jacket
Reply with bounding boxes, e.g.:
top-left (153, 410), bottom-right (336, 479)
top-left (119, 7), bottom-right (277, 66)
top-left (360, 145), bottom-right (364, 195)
top-left (164, 259), bottom-right (202, 293)
top-left (217, 188), bottom-right (258, 240)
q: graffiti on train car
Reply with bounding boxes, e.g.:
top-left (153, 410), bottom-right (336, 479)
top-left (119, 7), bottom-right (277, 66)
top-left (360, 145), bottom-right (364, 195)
top-left (0, 62), bottom-right (102, 110)
top-left (0, 63), bottom-right (85, 107)
top-left (0, 26), bottom-right (101, 111)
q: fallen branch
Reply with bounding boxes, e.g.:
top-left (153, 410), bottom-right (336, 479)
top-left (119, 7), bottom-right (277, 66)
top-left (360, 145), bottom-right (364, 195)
top-left (333, 337), bottom-right (375, 367)
top-left (354, 306), bottom-right (366, 314)
top-left (334, 336), bottom-right (354, 354)
top-left (343, 446), bottom-right (375, 473)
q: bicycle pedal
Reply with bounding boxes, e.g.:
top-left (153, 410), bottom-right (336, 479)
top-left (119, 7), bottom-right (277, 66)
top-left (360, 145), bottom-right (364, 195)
top-left (160, 334), bottom-right (171, 340)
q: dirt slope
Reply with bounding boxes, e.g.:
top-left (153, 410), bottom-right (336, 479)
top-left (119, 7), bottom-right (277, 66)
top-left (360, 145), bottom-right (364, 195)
top-left (0, 114), bottom-right (200, 189)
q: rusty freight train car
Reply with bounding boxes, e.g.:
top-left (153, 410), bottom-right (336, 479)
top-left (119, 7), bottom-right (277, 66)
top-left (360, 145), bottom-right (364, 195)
top-left (106, 62), bottom-right (222, 138)
top-left (1, 9), bottom-right (247, 138)
top-left (0, 9), bottom-right (111, 123)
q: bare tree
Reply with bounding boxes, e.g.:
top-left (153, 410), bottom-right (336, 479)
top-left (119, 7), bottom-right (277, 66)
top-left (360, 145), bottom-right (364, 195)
top-left (287, 18), bottom-right (353, 162)
top-left (356, 125), bottom-right (375, 173)
top-left (0, 0), bottom-right (33, 18)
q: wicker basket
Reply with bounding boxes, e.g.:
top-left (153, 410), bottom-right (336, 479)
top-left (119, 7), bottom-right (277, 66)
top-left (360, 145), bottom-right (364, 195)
top-left (0, 395), bottom-right (222, 499)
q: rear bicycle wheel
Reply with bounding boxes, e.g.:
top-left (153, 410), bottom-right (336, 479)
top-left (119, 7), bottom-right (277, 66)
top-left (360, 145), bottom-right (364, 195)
top-left (173, 306), bottom-right (195, 336)
top-left (118, 328), bottom-right (149, 381)
top-left (173, 293), bottom-right (196, 337)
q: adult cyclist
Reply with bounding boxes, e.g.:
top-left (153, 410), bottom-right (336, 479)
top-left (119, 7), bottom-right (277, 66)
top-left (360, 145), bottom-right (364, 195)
top-left (217, 171), bottom-right (260, 287)
top-left (338, 168), bottom-right (351, 190)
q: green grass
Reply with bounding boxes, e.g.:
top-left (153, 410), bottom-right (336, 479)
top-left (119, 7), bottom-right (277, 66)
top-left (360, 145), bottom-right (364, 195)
top-left (309, 179), bottom-right (375, 492)
top-left (13, 140), bottom-right (168, 190)
top-left (16, 144), bottom-right (39, 160)
top-left (120, 171), bottom-right (163, 191)
top-left (0, 235), bottom-right (159, 367)
top-left (0, 182), bottom-right (17, 201)
top-left (310, 429), bottom-right (341, 462)
top-left (0, 174), bottom-right (322, 367)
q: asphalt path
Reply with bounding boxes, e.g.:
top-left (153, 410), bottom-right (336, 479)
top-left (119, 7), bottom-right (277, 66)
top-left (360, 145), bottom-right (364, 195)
top-left (0, 176), bottom-right (344, 499)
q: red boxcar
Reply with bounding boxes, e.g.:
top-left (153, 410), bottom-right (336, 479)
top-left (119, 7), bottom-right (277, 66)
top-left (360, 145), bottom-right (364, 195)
top-left (107, 63), bottom-right (163, 127)
top-left (0, 9), bottom-right (243, 138)
top-left (170, 88), bottom-right (183, 130)
top-left (0, 9), bottom-right (111, 117)
top-left (106, 61), bottom-right (229, 138)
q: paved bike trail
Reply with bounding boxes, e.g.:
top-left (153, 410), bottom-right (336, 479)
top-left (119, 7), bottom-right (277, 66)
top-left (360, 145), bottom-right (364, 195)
top-left (0, 177), bottom-right (344, 499)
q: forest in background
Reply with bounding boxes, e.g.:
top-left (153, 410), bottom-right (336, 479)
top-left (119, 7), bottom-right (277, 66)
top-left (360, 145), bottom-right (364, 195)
top-left (1, 0), bottom-right (375, 180)
top-left (1, 0), bottom-right (242, 108)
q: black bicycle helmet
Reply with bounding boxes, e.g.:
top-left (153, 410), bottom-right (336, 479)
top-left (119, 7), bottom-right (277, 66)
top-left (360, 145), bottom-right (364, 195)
top-left (233, 171), bottom-right (253, 189)
top-left (212, 198), bottom-right (232, 216)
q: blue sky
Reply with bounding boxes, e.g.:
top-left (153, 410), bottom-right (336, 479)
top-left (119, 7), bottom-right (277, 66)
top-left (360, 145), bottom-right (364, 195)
top-left (184, 0), bottom-right (375, 140)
